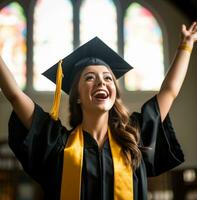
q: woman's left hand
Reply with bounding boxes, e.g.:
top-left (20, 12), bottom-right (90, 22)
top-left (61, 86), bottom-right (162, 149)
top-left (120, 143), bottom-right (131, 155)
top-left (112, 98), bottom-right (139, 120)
top-left (181, 21), bottom-right (197, 45)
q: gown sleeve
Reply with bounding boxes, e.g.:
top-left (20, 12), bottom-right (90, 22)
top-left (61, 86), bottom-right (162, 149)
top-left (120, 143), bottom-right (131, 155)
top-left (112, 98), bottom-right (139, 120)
top-left (131, 95), bottom-right (184, 177)
top-left (8, 103), bottom-right (68, 185)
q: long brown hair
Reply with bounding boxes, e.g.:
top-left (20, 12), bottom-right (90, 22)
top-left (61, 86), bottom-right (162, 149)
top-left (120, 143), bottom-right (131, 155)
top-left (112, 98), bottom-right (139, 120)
top-left (69, 66), bottom-right (142, 169)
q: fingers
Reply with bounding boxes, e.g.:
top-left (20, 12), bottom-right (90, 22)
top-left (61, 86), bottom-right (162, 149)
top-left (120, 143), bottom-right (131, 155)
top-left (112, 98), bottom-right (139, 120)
top-left (189, 21), bottom-right (197, 32)
top-left (192, 22), bottom-right (197, 33)
top-left (182, 24), bottom-right (186, 32)
top-left (181, 24), bottom-right (187, 35)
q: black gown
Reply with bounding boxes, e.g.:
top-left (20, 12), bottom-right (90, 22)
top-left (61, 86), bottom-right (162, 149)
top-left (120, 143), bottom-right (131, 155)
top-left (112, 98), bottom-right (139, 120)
top-left (8, 96), bottom-right (184, 200)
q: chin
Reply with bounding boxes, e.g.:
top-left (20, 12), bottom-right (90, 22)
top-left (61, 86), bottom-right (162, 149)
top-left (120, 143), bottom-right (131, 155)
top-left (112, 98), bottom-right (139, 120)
top-left (94, 104), bottom-right (113, 113)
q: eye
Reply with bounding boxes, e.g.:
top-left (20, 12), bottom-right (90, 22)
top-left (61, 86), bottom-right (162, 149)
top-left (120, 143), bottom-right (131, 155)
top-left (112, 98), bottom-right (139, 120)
top-left (104, 75), bottom-right (113, 81)
top-left (85, 74), bottom-right (95, 81)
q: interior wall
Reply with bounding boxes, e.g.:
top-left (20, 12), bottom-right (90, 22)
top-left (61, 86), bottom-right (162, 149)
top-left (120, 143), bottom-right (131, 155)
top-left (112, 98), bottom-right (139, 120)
top-left (0, 0), bottom-right (196, 167)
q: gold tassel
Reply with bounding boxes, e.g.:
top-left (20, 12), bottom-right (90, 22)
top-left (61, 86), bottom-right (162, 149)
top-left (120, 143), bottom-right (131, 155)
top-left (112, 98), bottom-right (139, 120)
top-left (50, 60), bottom-right (63, 120)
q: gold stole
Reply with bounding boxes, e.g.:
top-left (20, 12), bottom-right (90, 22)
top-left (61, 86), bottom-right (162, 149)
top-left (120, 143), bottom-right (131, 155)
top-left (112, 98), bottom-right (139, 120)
top-left (60, 125), bottom-right (133, 200)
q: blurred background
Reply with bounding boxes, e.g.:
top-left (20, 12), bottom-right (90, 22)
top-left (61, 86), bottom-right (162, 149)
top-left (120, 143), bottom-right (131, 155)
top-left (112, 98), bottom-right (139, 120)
top-left (0, 0), bottom-right (196, 199)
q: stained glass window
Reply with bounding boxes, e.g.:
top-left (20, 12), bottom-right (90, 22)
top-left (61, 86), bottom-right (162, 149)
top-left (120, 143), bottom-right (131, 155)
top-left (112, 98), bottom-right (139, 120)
top-left (33, 0), bottom-right (73, 91)
top-left (124, 3), bottom-right (164, 91)
top-left (80, 0), bottom-right (117, 51)
top-left (0, 2), bottom-right (26, 89)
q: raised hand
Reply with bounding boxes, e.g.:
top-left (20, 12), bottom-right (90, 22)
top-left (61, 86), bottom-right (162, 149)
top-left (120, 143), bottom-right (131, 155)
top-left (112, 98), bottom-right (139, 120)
top-left (181, 21), bottom-right (197, 45)
top-left (157, 21), bottom-right (196, 121)
top-left (0, 56), bottom-right (34, 129)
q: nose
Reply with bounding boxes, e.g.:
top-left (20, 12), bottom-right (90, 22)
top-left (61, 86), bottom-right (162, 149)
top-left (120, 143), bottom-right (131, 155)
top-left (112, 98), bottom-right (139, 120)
top-left (96, 76), bottom-right (105, 86)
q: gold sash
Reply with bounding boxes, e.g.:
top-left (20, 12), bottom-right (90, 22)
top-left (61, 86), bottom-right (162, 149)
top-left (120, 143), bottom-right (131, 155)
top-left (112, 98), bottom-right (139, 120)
top-left (60, 125), bottom-right (133, 200)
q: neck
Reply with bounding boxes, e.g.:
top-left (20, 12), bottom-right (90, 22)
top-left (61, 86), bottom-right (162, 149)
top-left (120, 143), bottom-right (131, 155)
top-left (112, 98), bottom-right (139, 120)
top-left (82, 111), bottom-right (109, 147)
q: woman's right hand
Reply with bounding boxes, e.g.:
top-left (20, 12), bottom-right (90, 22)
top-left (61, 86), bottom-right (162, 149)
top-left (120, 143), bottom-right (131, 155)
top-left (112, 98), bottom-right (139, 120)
top-left (0, 56), bottom-right (34, 129)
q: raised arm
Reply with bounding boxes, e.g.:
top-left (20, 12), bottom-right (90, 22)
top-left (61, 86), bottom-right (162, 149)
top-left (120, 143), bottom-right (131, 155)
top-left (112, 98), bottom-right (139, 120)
top-left (0, 56), bottom-right (34, 129)
top-left (157, 21), bottom-right (197, 121)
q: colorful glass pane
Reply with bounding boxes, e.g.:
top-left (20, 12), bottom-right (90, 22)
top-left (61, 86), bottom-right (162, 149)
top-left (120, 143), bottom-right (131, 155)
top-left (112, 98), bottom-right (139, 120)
top-left (124, 3), bottom-right (164, 91)
top-left (0, 2), bottom-right (26, 89)
top-left (80, 0), bottom-right (117, 51)
top-left (33, 0), bottom-right (73, 91)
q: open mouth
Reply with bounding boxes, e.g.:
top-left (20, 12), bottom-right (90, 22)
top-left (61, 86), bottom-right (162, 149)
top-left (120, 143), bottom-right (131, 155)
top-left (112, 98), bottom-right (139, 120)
top-left (92, 90), bottom-right (109, 100)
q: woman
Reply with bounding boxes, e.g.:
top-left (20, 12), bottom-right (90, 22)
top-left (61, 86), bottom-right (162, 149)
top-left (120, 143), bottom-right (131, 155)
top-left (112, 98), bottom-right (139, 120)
top-left (0, 22), bottom-right (197, 200)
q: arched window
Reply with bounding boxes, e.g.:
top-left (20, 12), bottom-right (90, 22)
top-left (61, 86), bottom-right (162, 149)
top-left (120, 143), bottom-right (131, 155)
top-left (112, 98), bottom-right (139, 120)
top-left (33, 0), bottom-right (73, 91)
top-left (0, 2), bottom-right (26, 89)
top-left (80, 0), bottom-right (117, 51)
top-left (124, 2), bottom-right (164, 91)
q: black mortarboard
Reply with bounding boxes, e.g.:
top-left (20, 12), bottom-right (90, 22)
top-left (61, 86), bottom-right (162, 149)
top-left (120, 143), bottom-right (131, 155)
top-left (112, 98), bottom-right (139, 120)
top-left (42, 37), bottom-right (133, 94)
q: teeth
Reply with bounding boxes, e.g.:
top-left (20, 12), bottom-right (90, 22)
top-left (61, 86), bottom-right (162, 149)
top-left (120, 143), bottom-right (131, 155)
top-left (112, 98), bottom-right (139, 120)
top-left (94, 91), bottom-right (107, 96)
top-left (93, 90), bottom-right (109, 99)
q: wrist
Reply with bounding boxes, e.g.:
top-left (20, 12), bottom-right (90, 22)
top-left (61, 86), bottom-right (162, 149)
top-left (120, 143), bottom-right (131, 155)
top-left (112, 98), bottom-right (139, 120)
top-left (180, 37), bottom-right (194, 48)
top-left (179, 39), bottom-right (193, 53)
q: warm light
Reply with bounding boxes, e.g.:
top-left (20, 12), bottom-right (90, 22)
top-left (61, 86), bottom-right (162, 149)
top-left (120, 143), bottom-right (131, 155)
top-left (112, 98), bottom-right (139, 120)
top-left (124, 3), bottom-right (164, 91)
top-left (80, 0), bottom-right (117, 51)
top-left (0, 2), bottom-right (26, 89)
top-left (33, 0), bottom-right (73, 91)
top-left (148, 190), bottom-right (173, 200)
top-left (183, 169), bottom-right (196, 182)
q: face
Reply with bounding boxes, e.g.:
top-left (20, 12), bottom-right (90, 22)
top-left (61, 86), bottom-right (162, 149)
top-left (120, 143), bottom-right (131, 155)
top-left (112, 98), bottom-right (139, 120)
top-left (78, 65), bottom-right (116, 114)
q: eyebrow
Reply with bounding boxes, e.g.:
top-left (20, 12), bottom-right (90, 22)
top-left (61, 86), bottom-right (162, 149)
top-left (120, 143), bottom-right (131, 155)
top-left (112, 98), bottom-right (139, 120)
top-left (83, 71), bottom-right (112, 76)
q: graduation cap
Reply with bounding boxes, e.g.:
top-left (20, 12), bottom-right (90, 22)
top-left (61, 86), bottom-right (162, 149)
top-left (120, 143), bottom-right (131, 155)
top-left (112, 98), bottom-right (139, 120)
top-left (42, 37), bottom-right (133, 120)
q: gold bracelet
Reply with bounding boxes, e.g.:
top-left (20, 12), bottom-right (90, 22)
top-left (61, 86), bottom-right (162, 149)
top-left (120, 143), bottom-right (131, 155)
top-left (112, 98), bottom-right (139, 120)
top-left (179, 43), bottom-right (193, 53)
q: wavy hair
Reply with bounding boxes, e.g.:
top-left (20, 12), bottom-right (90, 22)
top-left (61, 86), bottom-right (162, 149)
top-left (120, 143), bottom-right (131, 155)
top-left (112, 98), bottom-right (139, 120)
top-left (69, 67), bottom-right (142, 169)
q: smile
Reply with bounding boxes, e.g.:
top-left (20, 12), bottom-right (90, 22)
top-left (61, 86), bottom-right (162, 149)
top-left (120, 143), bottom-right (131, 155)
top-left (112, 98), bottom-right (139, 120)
top-left (92, 89), bottom-right (109, 100)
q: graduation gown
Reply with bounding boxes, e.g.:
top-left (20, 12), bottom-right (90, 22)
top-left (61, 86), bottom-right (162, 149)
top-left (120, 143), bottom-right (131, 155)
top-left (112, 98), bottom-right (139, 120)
top-left (8, 96), bottom-right (184, 200)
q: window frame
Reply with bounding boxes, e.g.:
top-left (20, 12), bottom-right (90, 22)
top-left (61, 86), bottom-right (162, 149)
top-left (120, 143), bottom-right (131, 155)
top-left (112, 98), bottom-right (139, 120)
top-left (0, 0), bottom-right (169, 98)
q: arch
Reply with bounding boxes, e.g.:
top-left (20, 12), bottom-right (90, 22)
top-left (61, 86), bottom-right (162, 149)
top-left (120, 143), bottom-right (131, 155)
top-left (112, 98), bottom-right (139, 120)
top-left (0, 2), bottom-right (26, 89)
top-left (80, 0), bottom-right (117, 51)
top-left (33, 0), bottom-right (73, 91)
top-left (124, 2), bottom-right (164, 91)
